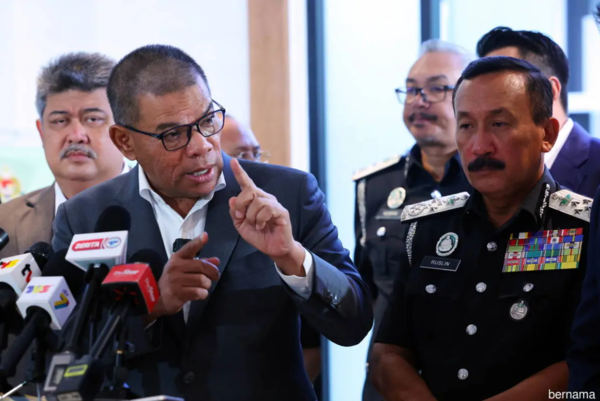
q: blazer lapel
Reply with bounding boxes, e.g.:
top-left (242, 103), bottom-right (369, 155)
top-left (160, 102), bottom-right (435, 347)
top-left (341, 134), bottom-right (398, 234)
top-left (186, 154), bottom-right (241, 330)
top-left (16, 185), bottom-right (55, 253)
top-left (550, 122), bottom-right (590, 192)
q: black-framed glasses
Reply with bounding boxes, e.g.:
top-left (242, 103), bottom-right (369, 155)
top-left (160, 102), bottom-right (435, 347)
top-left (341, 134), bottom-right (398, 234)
top-left (119, 100), bottom-right (226, 151)
top-left (233, 149), bottom-right (271, 163)
top-left (395, 86), bottom-right (455, 104)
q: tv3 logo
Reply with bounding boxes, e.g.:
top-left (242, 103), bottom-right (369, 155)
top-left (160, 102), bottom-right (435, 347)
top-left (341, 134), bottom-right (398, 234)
top-left (25, 285), bottom-right (51, 294)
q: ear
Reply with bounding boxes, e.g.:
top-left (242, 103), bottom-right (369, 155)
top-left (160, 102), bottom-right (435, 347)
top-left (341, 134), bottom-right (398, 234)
top-left (548, 76), bottom-right (562, 104)
top-left (541, 117), bottom-right (560, 153)
top-left (110, 124), bottom-right (137, 161)
top-left (36, 119), bottom-right (43, 141)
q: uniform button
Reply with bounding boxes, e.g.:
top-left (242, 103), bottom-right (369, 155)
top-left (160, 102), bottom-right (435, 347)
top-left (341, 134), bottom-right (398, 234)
top-left (425, 284), bottom-right (437, 294)
top-left (458, 368), bottom-right (469, 380)
top-left (523, 283), bottom-right (534, 292)
top-left (183, 371), bottom-right (196, 384)
top-left (332, 295), bottom-right (340, 307)
top-left (431, 190), bottom-right (442, 199)
top-left (377, 227), bottom-right (386, 237)
top-left (486, 241), bottom-right (498, 252)
top-left (476, 282), bottom-right (487, 293)
top-left (466, 324), bottom-right (477, 335)
top-left (323, 291), bottom-right (332, 301)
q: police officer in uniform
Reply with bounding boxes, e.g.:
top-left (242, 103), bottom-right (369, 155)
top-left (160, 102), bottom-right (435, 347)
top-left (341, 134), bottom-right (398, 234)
top-left (370, 56), bottom-right (590, 401)
top-left (353, 39), bottom-right (472, 400)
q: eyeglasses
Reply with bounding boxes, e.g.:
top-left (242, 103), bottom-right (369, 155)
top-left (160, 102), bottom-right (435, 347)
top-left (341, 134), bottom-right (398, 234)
top-left (233, 149), bottom-right (270, 163)
top-left (119, 100), bottom-right (226, 151)
top-left (395, 86), bottom-right (455, 104)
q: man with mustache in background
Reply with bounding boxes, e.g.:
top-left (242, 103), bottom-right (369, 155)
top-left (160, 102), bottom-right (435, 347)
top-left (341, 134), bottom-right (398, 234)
top-left (370, 56), bottom-right (591, 401)
top-left (0, 53), bottom-right (127, 260)
top-left (353, 39), bottom-right (472, 400)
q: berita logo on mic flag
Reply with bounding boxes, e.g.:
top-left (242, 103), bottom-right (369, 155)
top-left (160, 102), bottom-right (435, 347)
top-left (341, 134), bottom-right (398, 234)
top-left (71, 237), bottom-right (122, 252)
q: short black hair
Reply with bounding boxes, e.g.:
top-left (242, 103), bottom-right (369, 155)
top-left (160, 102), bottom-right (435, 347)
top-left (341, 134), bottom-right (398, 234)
top-left (476, 26), bottom-right (569, 112)
top-left (107, 44), bottom-right (209, 126)
top-left (36, 52), bottom-right (115, 117)
top-left (452, 56), bottom-right (553, 126)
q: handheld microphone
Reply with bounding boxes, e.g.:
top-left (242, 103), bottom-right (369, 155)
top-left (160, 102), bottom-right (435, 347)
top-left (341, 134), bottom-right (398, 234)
top-left (0, 229), bottom-right (9, 253)
top-left (0, 242), bottom-right (51, 355)
top-left (0, 275), bottom-right (77, 377)
top-left (53, 250), bottom-right (162, 401)
top-left (64, 206), bottom-right (130, 355)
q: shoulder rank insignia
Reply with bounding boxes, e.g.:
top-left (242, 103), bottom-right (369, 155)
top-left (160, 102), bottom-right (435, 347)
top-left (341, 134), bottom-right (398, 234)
top-left (401, 192), bottom-right (470, 222)
top-left (548, 189), bottom-right (593, 222)
top-left (352, 155), bottom-right (401, 181)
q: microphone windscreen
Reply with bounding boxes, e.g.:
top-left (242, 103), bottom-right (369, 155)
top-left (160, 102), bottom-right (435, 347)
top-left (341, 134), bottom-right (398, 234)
top-left (42, 249), bottom-right (86, 300)
top-left (128, 249), bottom-right (164, 279)
top-left (94, 205), bottom-right (131, 233)
top-left (0, 228), bottom-right (9, 252)
top-left (26, 241), bottom-right (54, 268)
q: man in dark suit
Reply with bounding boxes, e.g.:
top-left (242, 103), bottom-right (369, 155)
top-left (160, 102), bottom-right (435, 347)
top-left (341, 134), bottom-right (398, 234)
top-left (477, 27), bottom-right (600, 197)
top-left (52, 44), bottom-right (372, 400)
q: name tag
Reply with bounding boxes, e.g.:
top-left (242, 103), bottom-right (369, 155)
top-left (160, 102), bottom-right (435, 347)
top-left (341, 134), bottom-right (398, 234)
top-left (375, 209), bottom-right (402, 220)
top-left (420, 256), bottom-right (461, 272)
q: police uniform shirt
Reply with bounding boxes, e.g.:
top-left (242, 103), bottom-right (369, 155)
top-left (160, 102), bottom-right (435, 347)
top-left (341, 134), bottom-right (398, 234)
top-left (376, 168), bottom-right (590, 401)
top-left (353, 144), bottom-right (469, 303)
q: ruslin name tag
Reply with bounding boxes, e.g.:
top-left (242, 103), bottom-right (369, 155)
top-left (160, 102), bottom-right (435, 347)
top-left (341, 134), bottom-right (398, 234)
top-left (420, 256), bottom-right (461, 272)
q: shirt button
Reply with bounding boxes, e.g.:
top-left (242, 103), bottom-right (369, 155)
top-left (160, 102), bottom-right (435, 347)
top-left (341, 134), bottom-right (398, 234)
top-left (476, 282), bottom-right (487, 293)
top-left (183, 371), bottom-right (196, 384)
top-left (523, 283), bottom-right (534, 292)
top-left (377, 227), bottom-right (386, 237)
top-left (466, 324), bottom-right (477, 335)
top-left (486, 241), bottom-right (498, 252)
top-left (458, 368), bottom-right (469, 380)
top-left (425, 284), bottom-right (437, 294)
top-left (332, 295), bottom-right (341, 307)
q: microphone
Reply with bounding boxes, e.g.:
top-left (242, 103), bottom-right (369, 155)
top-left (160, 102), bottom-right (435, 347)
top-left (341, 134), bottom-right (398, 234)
top-left (0, 242), bottom-right (52, 355)
top-left (0, 229), bottom-right (9, 253)
top-left (0, 273), bottom-right (78, 377)
top-left (53, 250), bottom-right (162, 401)
top-left (64, 206), bottom-right (131, 355)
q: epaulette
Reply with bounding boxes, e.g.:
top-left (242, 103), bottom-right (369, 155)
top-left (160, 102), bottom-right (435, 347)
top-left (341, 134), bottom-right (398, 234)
top-left (401, 192), bottom-right (470, 222)
top-left (548, 189), bottom-right (593, 222)
top-left (352, 155), bottom-right (401, 181)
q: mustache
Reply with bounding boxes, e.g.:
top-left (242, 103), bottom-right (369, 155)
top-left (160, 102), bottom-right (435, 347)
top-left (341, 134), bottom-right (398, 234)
top-left (60, 144), bottom-right (97, 160)
top-left (408, 112), bottom-right (438, 123)
top-left (467, 156), bottom-right (506, 172)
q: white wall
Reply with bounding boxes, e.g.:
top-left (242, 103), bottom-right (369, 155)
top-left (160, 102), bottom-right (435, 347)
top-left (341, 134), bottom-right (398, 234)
top-left (323, 1), bottom-right (421, 400)
top-left (0, 0), bottom-right (250, 145)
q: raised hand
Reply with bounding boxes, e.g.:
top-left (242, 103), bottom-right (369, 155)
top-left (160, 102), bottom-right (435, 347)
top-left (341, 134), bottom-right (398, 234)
top-left (228, 158), bottom-right (305, 276)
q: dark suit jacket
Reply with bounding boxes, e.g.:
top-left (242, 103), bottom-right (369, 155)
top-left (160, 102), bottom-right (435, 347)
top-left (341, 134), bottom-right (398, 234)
top-left (568, 185), bottom-right (600, 393)
top-left (52, 153), bottom-right (373, 400)
top-left (551, 122), bottom-right (600, 197)
top-left (0, 185), bottom-right (55, 259)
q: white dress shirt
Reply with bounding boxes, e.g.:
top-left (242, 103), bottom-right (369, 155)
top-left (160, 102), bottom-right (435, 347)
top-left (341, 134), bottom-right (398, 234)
top-left (137, 166), bottom-right (313, 323)
top-left (54, 162), bottom-right (130, 215)
top-left (544, 118), bottom-right (574, 169)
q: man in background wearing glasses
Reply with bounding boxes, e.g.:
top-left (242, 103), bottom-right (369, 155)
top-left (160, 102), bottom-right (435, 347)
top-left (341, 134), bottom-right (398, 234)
top-left (220, 115), bottom-right (269, 163)
top-left (52, 44), bottom-right (372, 400)
top-left (353, 39), bottom-right (473, 401)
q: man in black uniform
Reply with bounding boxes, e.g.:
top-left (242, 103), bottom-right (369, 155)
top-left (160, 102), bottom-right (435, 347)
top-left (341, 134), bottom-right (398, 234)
top-left (370, 56), bottom-right (591, 401)
top-left (353, 39), bottom-right (472, 400)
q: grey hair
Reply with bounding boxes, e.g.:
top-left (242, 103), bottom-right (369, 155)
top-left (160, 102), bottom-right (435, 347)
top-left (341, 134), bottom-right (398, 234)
top-left (36, 52), bottom-right (115, 118)
top-left (419, 39), bottom-right (475, 68)
top-left (107, 45), bottom-right (209, 126)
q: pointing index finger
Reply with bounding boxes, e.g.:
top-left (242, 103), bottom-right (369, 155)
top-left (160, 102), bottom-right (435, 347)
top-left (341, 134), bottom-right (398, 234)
top-left (231, 158), bottom-right (255, 189)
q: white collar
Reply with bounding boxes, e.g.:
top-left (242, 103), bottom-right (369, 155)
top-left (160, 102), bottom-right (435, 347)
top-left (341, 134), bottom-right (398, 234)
top-left (544, 118), bottom-right (574, 169)
top-left (138, 164), bottom-right (226, 212)
top-left (55, 162), bottom-right (130, 215)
